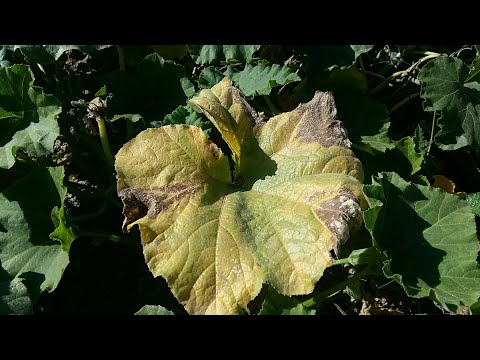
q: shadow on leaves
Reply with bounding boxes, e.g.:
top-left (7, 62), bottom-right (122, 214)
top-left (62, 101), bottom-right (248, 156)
top-left (374, 179), bottom-right (446, 295)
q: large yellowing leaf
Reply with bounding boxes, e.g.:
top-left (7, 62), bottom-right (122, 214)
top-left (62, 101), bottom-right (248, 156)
top-left (189, 77), bottom-right (263, 178)
top-left (115, 78), bottom-right (365, 314)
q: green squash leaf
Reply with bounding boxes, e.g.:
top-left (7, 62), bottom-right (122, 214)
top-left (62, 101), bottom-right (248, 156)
top-left (413, 125), bottom-right (428, 157)
top-left (152, 45), bottom-right (187, 60)
top-left (393, 136), bottom-right (424, 175)
top-left (231, 63), bottom-right (301, 98)
top-left (2, 45), bottom-right (111, 64)
top-left (103, 54), bottom-right (192, 123)
top-left (259, 286), bottom-right (315, 315)
top-left (344, 247), bottom-right (385, 267)
top-left (363, 172), bottom-right (480, 311)
top-left (153, 105), bottom-right (211, 135)
top-left (466, 192), bottom-right (480, 216)
top-left (334, 92), bottom-right (394, 153)
top-left (198, 66), bottom-right (225, 89)
top-left (0, 166), bottom-right (76, 301)
top-left (317, 66), bottom-right (368, 94)
top-left (0, 274), bottom-right (33, 314)
top-left (0, 64), bottom-right (62, 169)
top-left (0, 46), bottom-right (13, 68)
top-left (111, 114), bottom-right (143, 123)
top-left (470, 299), bottom-right (480, 315)
top-left (467, 46), bottom-right (480, 83)
top-left (135, 305), bottom-right (174, 315)
top-left (418, 56), bottom-right (480, 151)
top-left (187, 45), bottom-right (261, 65)
top-left (115, 78), bottom-right (365, 314)
top-left (294, 45), bottom-right (373, 71)
top-left (350, 45), bottom-right (375, 59)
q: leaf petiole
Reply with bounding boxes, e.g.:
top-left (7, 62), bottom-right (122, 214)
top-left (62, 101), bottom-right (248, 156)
top-left (427, 110), bottom-right (436, 155)
top-left (407, 50), bottom-right (445, 57)
top-left (388, 92), bottom-right (420, 114)
top-left (263, 95), bottom-right (280, 115)
top-left (302, 268), bottom-right (369, 308)
top-left (96, 117), bottom-right (115, 168)
top-left (71, 201), bottom-right (109, 223)
top-left (332, 257), bottom-right (350, 266)
top-left (77, 231), bottom-right (140, 248)
top-left (370, 53), bottom-right (442, 95)
top-left (117, 46), bottom-right (126, 72)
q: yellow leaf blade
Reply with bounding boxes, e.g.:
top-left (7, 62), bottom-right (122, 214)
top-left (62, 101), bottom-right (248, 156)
top-left (189, 77), bottom-right (262, 176)
top-left (115, 85), bottom-right (366, 315)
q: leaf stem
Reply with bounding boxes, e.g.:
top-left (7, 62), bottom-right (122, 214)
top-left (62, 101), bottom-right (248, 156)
top-left (77, 231), bottom-right (139, 248)
top-left (358, 54), bottom-right (365, 73)
top-left (364, 70), bottom-right (386, 80)
top-left (408, 54), bottom-right (440, 71)
top-left (126, 119), bottom-right (134, 141)
top-left (71, 201), bottom-right (109, 223)
top-left (427, 110), bottom-right (437, 155)
top-left (78, 231), bottom-right (123, 242)
top-left (332, 257), bottom-right (351, 266)
top-left (117, 46), bottom-right (126, 72)
top-left (369, 70), bottom-right (416, 95)
top-left (54, 61), bottom-right (63, 99)
top-left (377, 279), bottom-right (395, 290)
top-left (115, 46), bottom-right (134, 142)
top-left (97, 117), bottom-right (115, 168)
top-left (302, 268), bottom-right (369, 308)
top-left (37, 63), bottom-right (47, 75)
top-left (369, 53), bottom-right (441, 95)
top-left (264, 96), bottom-right (280, 115)
top-left (388, 92), bottom-right (420, 114)
top-left (407, 50), bottom-right (445, 57)
top-left (14, 151), bottom-right (34, 164)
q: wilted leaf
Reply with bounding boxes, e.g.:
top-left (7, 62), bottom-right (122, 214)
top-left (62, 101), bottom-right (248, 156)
top-left (135, 304), bottom-right (174, 315)
top-left (231, 63), bottom-right (301, 98)
top-left (363, 172), bottom-right (480, 311)
top-left (0, 64), bottom-right (62, 169)
top-left (419, 56), bottom-right (480, 151)
top-left (259, 286), bottom-right (315, 315)
top-left (2, 45), bottom-right (111, 64)
top-left (187, 45), bottom-right (261, 65)
top-left (115, 78), bottom-right (365, 314)
top-left (0, 166), bottom-right (75, 301)
top-left (432, 175), bottom-right (466, 198)
top-left (103, 54), bottom-right (192, 123)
